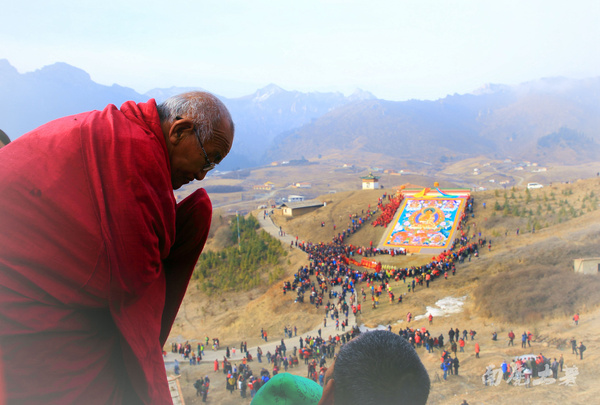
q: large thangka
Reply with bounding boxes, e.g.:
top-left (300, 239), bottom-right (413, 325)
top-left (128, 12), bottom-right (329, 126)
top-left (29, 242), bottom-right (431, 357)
top-left (381, 187), bottom-right (471, 254)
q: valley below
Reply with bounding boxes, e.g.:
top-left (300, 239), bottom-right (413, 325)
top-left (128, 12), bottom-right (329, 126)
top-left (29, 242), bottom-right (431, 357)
top-left (167, 167), bottom-right (600, 405)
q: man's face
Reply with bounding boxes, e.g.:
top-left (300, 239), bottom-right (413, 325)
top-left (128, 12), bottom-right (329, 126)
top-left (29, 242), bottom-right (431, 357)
top-left (168, 117), bottom-right (233, 190)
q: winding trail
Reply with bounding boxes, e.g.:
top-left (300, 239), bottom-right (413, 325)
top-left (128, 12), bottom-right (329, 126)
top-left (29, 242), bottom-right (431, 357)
top-left (164, 211), bottom-right (357, 368)
top-left (256, 211), bottom-right (297, 247)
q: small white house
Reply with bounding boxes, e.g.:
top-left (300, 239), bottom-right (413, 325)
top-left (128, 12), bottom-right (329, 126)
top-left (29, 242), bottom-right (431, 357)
top-left (294, 182), bottom-right (312, 188)
top-left (574, 258), bottom-right (600, 275)
top-left (361, 173), bottom-right (380, 190)
top-left (287, 195), bottom-right (305, 202)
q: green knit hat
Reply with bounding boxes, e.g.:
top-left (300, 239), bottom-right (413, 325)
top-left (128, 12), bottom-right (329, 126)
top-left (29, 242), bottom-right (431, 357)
top-left (251, 373), bottom-right (323, 405)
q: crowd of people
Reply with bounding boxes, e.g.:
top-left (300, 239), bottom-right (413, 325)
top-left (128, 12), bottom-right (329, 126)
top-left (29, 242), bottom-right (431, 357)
top-left (193, 376), bottom-right (210, 402)
top-left (250, 330), bottom-right (430, 405)
top-left (285, 193), bottom-right (476, 316)
top-left (206, 190), bottom-right (481, 398)
top-left (371, 192), bottom-right (403, 227)
top-left (186, 309), bottom-right (588, 400)
top-left (174, 190), bottom-right (589, 401)
top-left (203, 328), bottom-right (367, 401)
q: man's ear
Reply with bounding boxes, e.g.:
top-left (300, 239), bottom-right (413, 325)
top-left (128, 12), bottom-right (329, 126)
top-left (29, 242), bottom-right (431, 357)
top-left (168, 118), bottom-right (195, 146)
top-left (318, 378), bottom-right (335, 405)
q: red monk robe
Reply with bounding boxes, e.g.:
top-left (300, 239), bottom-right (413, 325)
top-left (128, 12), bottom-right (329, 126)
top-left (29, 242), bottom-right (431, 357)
top-left (0, 100), bottom-right (211, 404)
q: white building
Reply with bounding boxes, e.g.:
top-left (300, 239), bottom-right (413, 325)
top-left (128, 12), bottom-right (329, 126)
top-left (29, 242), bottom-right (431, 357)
top-left (360, 173), bottom-right (380, 190)
top-left (574, 258), bottom-right (600, 275)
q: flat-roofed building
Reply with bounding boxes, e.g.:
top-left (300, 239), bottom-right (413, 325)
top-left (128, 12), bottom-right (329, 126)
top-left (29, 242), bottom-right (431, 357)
top-left (280, 200), bottom-right (324, 217)
top-left (574, 258), bottom-right (600, 275)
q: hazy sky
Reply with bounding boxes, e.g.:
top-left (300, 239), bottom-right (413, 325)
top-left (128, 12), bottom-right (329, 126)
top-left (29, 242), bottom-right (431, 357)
top-left (2, 0), bottom-right (599, 100)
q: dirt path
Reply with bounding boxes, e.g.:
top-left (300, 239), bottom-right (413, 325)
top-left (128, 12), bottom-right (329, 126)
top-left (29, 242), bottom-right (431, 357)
top-left (256, 210), bottom-right (297, 247)
top-left (165, 211), bottom-right (357, 367)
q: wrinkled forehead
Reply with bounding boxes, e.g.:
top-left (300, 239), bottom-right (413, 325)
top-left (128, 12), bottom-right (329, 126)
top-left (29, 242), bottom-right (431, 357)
top-left (210, 117), bottom-right (234, 161)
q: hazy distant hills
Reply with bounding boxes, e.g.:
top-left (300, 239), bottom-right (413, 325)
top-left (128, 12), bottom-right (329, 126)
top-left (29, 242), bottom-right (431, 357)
top-left (266, 77), bottom-right (600, 167)
top-left (0, 59), bottom-right (372, 170)
top-left (1, 58), bottom-right (599, 170)
top-left (0, 59), bottom-right (146, 139)
top-left (148, 84), bottom-right (376, 169)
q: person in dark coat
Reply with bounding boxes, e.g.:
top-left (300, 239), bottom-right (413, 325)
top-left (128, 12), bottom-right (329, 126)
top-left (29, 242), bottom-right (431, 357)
top-left (578, 342), bottom-right (586, 360)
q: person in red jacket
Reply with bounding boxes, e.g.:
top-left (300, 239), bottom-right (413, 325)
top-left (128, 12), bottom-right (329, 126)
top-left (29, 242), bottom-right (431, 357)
top-left (475, 342), bottom-right (480, 358)
top-left (0, 92), bottom-right (234, 404)
top-left (508, 330), bottom-right (515, 346)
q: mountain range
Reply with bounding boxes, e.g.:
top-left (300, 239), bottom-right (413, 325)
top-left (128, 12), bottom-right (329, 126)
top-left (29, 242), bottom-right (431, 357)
top-left (147, 84), bottom-right (375, 169)
top-left (1, 59), bottom-right (599, 170)
top-left (267, 78), bottom-right (600, 167)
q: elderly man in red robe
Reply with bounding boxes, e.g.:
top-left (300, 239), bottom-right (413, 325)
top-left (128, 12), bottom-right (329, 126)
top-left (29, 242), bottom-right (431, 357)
top-left (0, 91), bottom-right (234, 404)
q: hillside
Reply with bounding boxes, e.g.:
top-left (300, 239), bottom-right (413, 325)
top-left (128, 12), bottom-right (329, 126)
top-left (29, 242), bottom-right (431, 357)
top-left (168, 176), bottom-right (600, 404)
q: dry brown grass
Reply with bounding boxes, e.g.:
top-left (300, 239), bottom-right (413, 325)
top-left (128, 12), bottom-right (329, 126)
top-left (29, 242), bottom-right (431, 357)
top-left (474, 266), bottom-right (600, 322)
top-left (170, 177), bottom-right (600, 405)
top-left (271, 189), bottom-right (392, 243)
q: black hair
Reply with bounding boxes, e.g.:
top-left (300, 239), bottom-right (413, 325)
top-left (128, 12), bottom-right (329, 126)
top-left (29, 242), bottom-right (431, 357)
top-left (333, 330), bottom-right (430, 405)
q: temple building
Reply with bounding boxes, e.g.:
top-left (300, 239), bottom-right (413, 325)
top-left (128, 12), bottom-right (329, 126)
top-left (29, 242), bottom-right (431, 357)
top-left (360, 173), bottom-right (380, 190)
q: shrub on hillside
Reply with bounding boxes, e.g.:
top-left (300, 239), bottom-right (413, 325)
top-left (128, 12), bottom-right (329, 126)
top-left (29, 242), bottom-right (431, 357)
top-left (474, 266), bottom-right (600, 323)
top-left (193, 215), bottom-right (287, 294)
top-left (485, 181), bottom-right (599, 231)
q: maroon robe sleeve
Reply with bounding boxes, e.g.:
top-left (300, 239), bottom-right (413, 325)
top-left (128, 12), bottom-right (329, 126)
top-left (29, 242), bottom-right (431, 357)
top-left (160, 188), bottom-right (212, 346)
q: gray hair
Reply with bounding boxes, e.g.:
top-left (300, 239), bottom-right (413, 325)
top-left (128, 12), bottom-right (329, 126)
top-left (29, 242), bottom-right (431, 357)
top-left (156, 91), bottom-right (233, 142)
